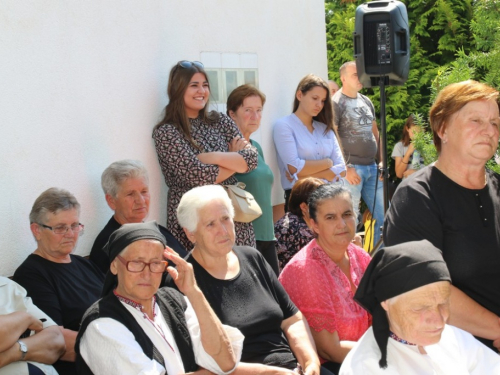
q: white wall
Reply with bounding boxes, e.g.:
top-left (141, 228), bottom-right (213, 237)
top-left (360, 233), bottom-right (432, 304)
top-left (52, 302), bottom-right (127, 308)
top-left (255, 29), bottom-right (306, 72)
top-left (0, 0), bottom-right (328, 276)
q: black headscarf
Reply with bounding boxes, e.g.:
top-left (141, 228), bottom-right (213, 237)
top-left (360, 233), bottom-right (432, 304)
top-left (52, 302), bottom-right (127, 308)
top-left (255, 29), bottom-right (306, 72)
top-left (354, 240), bottom-right (451, 369)
top-left (101, 221), bottom-right (167, 297)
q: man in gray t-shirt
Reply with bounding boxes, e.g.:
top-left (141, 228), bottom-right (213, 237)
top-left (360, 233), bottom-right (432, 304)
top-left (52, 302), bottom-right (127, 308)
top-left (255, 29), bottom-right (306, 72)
top-left (332, 61), bottom-right (384, 247)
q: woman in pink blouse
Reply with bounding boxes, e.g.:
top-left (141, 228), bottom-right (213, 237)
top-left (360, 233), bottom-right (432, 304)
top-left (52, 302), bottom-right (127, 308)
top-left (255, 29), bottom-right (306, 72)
top-left (152, 61), bottom-right (258, 249)
top-left (279, 184), bottom-right (371, 374)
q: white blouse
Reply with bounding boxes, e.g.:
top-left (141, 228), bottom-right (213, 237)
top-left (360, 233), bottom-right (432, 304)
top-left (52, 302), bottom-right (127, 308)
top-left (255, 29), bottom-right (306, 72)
top-left (273, 113), bottom-right (345, 190)
top-left (340, 325), bottom-right (500, 375)
top-left (80, 297), bottom-right (244, 375)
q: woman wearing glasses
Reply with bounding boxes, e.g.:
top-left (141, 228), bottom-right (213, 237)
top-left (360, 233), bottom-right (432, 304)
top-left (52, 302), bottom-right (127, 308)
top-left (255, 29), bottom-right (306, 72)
top-left (273, 74), bottom-right (345, 212)
top-left (14, 188), bottom-right (104, 375)
top-left (75, 221), bottom-right (243, 375)
top-left (153, 60), bottom-right (258, 250)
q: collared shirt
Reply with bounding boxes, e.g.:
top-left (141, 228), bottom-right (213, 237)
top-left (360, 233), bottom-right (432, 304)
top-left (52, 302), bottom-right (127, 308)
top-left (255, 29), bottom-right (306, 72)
top-left (273, 113), bottom-right (345, 190)
top-left (79, 296), bottom-right (244, 375)
top-left (340, 325), bottom-right (500, 374)
top-left (0, 277), bottom-right (58, 375)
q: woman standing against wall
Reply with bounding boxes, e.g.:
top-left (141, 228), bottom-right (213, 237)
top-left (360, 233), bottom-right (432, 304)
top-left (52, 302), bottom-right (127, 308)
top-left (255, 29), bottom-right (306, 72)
top-left (153, 60), bottom-right (258, 250)
top-left (273, 74), bottom-right (345, 211)
top-left (227, 84), bottom-right (279, 275)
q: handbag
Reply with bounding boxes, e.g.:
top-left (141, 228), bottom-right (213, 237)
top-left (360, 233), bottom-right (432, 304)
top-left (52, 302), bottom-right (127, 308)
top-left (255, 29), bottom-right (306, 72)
top-left (224, 182), bottom-right (262, 223)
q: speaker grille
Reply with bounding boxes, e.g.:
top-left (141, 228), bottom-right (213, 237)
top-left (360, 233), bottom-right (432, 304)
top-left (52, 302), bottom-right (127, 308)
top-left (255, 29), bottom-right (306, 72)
top-left (364, 21), bottom-right (379, 67)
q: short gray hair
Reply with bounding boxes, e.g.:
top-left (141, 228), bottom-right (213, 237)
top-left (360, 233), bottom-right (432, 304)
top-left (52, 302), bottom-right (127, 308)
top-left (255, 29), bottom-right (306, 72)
top-left (339, 61), bottom-right (356, 77)
top-left (177, 185), bottom-right (234, 232)
top-left (29, 187), bottom-right (80, 224)
top-left (101, 160), bottom-right (149, 197)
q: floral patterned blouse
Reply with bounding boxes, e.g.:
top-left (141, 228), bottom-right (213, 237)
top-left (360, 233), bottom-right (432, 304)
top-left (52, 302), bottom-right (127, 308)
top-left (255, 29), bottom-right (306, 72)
top-left (153, 113), bottom-right (258, 250)
top-left (274, 212), bottom-right (314, 271)
top-left (279, 239), bottom-right (371, 363)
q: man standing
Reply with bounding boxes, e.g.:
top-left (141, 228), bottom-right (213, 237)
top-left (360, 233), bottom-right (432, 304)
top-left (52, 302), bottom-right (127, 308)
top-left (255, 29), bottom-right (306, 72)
top-left (332, 61), bottom-right (384, 246)
top-left (328, 80), bottom-right (340, 96)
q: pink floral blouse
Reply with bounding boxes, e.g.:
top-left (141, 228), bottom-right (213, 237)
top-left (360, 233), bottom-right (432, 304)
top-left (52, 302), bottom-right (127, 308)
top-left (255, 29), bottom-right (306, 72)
top-left (279, 239), bottom-right (371, 361)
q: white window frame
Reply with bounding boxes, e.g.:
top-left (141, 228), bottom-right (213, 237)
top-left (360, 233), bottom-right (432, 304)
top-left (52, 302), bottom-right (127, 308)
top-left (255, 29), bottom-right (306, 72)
top-left (201, 52), bottom-right (259, 111)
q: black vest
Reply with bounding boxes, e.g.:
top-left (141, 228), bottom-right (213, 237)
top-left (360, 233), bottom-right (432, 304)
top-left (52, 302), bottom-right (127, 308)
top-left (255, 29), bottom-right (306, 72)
top-left (75, 287), bottom-right (198, 374)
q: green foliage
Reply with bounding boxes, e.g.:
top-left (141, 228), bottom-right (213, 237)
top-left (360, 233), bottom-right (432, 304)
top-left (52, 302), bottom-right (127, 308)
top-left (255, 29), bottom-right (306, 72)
top-left (325, 0), bottom-right (360, 84)
top-left (324, 0), bottom-right (500, 177)
top-left (411, 114), bottom-right (438, 165)
top-left (430, 49), bottom-right (474, 103)
top-left (468, 0), bottom-right (500, 88)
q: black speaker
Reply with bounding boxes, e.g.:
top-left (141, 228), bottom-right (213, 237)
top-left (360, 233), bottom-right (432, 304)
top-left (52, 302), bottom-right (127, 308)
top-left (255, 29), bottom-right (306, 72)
top-left (353, 1), bottom-right (410, 87)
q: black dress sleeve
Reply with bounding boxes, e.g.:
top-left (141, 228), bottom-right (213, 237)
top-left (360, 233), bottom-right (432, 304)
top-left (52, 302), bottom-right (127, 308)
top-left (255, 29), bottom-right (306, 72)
top-left (14, 258), bottom-right (65, 326)
top-left (383, 171), bottom-right (444, 249)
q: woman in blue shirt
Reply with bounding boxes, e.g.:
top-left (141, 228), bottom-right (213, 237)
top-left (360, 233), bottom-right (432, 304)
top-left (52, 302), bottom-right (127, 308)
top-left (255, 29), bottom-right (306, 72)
top-left (273, 74), bottom-right (345, 211)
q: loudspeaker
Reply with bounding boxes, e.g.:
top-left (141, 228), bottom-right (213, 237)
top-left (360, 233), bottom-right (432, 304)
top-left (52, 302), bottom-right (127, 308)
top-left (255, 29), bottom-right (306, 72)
top-left (353, 1), bottom-right (410, 87)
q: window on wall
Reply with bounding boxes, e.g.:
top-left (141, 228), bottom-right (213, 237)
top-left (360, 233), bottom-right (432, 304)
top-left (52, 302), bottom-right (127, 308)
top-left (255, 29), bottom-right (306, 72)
top-left (201, 52), bottom-right (259, 110)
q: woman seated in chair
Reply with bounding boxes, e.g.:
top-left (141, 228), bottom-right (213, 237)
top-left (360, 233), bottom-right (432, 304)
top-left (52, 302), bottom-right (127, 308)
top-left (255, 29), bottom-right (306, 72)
top-left (14, 188), bottom-right (104, 375)
top-left (173, 185), bottom-right (327, 375)
top-left (279, 185), bottom-right (372, 374)
top-left (76, 221), bottom-right (243, 375)
top-left (274, 177), bottom-right (325, 271)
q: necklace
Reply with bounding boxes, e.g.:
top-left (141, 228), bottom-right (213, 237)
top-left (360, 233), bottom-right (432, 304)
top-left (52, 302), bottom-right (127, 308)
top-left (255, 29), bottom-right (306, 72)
top-left (114, 290), bottom-right (175, 353)
top-left (389, 331), bottom-right (417, 346)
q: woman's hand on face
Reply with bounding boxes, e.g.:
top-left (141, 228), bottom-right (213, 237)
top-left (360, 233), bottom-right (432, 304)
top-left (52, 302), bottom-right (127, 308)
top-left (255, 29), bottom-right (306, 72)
top-left (228, 136), bottom-right (249, 152)
top-left (164, 247), bottom-right (198, 296)
top-left (408, 142), bottom-right (415, 154)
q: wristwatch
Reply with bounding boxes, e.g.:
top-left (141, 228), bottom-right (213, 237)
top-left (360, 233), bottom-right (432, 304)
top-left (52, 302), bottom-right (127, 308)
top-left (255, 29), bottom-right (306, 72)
top-left (17, 340), bottom-right (27, 360)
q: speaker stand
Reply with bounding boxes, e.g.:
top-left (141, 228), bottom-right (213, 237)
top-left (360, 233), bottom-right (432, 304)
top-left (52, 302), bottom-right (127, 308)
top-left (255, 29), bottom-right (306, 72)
top-left (379, 76), bottom-right (390, 213)
top-left (369, 76), bottom-right (390, 255)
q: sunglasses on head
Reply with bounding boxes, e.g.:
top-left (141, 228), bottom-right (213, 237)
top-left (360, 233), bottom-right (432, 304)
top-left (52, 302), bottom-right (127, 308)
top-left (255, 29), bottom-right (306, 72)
top-left (178, 60), bottom-right (204, 69)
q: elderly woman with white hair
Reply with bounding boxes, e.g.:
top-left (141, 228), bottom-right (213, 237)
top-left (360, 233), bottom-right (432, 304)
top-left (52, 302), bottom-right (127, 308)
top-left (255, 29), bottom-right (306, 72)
top-left (171, 185), bottom-right (327, 375)
top-left (76, 221), bottom-right (243, 375)
top-left (89, 159), bottom-right (187, 274)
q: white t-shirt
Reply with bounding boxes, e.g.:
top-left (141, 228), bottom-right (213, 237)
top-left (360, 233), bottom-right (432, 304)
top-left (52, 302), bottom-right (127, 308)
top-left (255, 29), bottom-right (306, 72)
top-left (391, 141), bottom-right (424, 171)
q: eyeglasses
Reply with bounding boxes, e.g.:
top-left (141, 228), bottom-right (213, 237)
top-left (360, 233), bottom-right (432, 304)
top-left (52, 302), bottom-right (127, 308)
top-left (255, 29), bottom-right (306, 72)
top-left (116, 254), bottom-right (168, 273)
top-left (38, 223), bottom-right (84, 235)
top-left (178, 60), bottom-right (204, 69)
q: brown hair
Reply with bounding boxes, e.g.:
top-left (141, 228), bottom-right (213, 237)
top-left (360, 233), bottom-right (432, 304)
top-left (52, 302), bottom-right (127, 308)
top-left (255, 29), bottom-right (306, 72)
top-left (288, 177), bottom-right (325, 218)
top-left (226, 84), bottom-right (266, 116)
top-left (293, 74), bottom-right (337, 136)
top-left (429, 80), bottom-right (499, 153)
top-left (154, 61), bottom-right (219, 149)
top-left (401, 115), bottom-right (416, 147)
